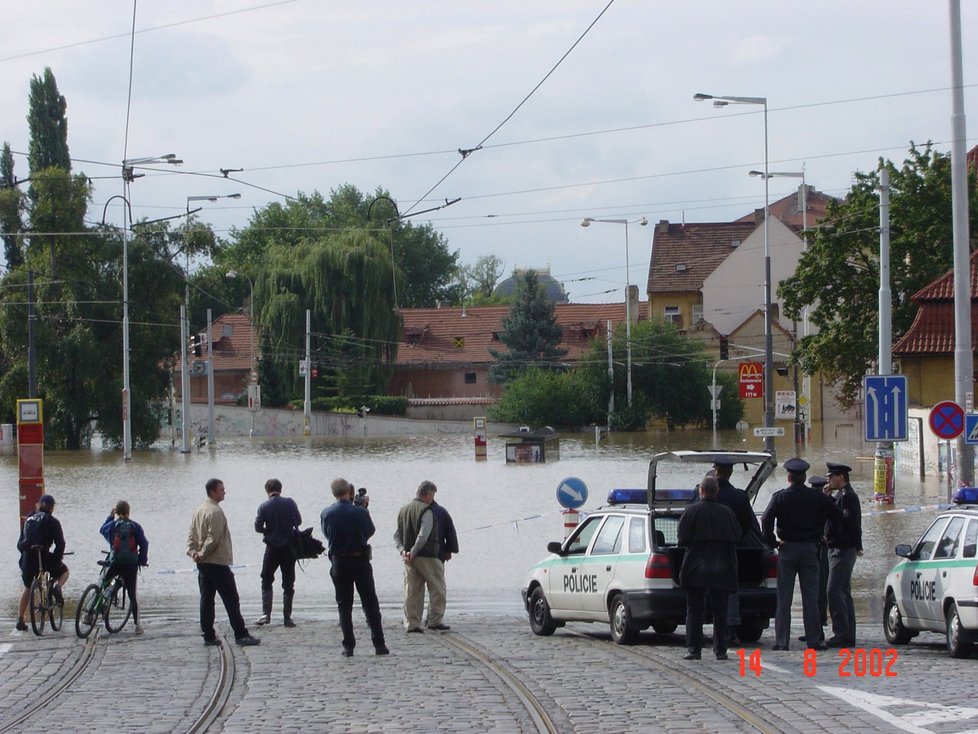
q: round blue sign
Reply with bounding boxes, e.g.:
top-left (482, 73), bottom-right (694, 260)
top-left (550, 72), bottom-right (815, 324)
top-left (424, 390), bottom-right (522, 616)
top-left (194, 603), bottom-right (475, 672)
top-left (556, 477), bottom-right (588, 509)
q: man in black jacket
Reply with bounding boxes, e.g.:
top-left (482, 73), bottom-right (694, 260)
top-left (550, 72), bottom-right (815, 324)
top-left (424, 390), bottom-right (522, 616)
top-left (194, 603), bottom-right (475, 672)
top-left (824, 462), bottom-right (862, 648)
top-left (17, 494), bottom-right (69, 632)
top-left (678, 475), bottom-right (741, 661)
top-left (254, 478), bottom-right (302, 628)
top-left (762, 458), bottom-right (843, 651)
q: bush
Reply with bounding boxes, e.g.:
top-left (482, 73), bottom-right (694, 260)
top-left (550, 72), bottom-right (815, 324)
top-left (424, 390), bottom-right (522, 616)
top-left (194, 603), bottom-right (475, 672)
top-left (289, 395), bottom-right (408, 417)
top-left (489, 368), bottom-right (604, 427)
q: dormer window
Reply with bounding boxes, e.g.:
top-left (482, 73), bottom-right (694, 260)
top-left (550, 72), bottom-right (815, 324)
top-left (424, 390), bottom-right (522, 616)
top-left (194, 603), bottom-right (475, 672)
top-left (675, 263), bottom-right (688, 272)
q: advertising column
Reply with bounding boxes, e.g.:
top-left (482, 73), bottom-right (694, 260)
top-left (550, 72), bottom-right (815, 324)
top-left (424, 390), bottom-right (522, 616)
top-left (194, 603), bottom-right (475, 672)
top-left (16, 399), bottom-right (44, 527)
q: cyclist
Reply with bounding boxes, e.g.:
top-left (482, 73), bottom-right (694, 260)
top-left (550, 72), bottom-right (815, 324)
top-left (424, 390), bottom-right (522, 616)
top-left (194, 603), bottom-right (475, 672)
top-left (16, 494), bottom-right (69, 632)
top-left (99, 500), bottom-right (149, 635)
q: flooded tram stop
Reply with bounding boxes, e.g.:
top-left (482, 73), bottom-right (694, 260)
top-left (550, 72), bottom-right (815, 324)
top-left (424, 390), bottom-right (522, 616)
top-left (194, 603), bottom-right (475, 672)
top-left (500, 425), bottom-right (559, 464)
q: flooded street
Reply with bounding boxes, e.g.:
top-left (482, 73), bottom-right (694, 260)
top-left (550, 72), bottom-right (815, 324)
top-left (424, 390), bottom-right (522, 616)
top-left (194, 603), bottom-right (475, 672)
top-left (1, 426), bottom-right (949, 625)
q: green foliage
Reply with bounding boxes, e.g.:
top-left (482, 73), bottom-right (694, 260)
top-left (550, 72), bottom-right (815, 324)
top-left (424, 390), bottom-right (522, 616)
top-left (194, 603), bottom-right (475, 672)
top-left (0, 143), bottom-right (24, 268)
top-left (489, 270), bottom-right (567, 383)
top-left (27, 67), bottom-right (70, 179)
top-left (297, 395), bottom-right (408, 416)
top-left (489, 368), bottom-right (604, 426)
top-left (462, 254), bottom-right (506, 300)
top-left (779, 143), bottom-right (978, 405)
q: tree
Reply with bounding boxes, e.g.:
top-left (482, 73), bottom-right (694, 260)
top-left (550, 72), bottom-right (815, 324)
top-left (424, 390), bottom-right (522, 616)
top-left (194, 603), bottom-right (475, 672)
top-left (27, 67), bottom-right (70, 184)
top-left (464, 254), bottom-right (506, 299)
top-left (489, 270), bottom-right (567, 383)
top-left (0, 143), bottom-right (24, 268)
top-left (489, 368), bottom-right (604, 426)
top-left (780, 143), bottom-right (978, 405)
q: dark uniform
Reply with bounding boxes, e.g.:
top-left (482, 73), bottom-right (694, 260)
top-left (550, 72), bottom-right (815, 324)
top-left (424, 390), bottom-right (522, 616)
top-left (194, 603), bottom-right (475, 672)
top-left (321, 498), bottom-right (387, 655)
top-left (761, 458), bottom-right (843, 650)
top-left (825, 462), bottom-right (862, 647)
top-left (808, 475), bottom-right (831, 643)
top-left (254, 493), bottom-right (302, 626)
top-left (678, 496), bottom-right (741, 659)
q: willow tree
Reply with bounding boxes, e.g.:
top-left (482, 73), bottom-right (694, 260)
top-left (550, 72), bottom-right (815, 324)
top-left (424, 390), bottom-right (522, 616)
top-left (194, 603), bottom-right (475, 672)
top-left (256, 229), bottom-right (402, 401)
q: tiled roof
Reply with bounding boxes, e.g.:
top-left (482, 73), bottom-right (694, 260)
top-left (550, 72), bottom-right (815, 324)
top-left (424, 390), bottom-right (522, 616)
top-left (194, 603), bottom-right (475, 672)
top-left (734, 186), bottom-right (834, 228)
top-left (396, 302), bottom-right (649, 366)
top-left (648, 221), bottom-right (757, 293)
top-left (909, 248), bottom-right (978, 301)
top-left (175, 312), bottom-right (258, 373)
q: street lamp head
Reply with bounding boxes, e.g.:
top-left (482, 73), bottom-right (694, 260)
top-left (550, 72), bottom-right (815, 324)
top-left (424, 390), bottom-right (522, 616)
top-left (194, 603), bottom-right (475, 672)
top-left (749, 170), bottom-right (767, 178)
top-left (226, 270), bottom-right (239, 280)
top-left (693, 93), bottom-right (713, 101)
top-left (713, 100), bottom-right (729, 108)
top-left (580, 218), bottom-right (594, 228)
top-left (638, 217), bottom-right (648, 227)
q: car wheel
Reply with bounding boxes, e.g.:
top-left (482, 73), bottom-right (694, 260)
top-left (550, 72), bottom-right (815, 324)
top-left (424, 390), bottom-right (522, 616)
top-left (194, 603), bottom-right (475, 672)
top-left (946, 603), bottom-right (974, 659)
top-left (651, 621), bottom-right (678, 635)
top-left (883, 591), bottom-right (913, 645)
top-left (609, 593), bottom-right (639, 645)
top-left (737, 623), bottom-right (765, 644)
top-left (528, 587), bottom-right (557, 636)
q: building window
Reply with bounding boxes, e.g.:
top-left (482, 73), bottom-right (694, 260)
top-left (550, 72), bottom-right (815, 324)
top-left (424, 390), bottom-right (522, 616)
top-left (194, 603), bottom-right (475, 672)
top-left (464, 372), bottom-right (477, 384)
top-left (692, 304), bottom-right (703, 324)
top-left (675, 263), bottom-right (688, 272)
top-left (664, 306), bottom-right (683, 328)
top-left (491, 332), bottom-right (501, 342)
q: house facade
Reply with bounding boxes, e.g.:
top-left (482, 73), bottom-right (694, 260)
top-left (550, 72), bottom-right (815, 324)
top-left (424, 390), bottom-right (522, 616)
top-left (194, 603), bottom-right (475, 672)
top-left (173, 312), bottom-right (258, 404)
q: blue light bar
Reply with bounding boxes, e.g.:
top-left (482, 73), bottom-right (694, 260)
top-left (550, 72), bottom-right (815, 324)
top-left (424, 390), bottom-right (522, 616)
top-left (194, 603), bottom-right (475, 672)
top-left (953, 487), bottom-right (978, 504)
top-left (607, 489), bottom-right (647, 505)
top-left (654, 488), bottom-right (697, 504)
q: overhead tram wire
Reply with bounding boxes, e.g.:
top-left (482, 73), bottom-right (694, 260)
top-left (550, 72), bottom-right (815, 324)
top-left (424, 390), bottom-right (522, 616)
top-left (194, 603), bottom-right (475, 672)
top-left (400, 0), bottom-right (616, 217)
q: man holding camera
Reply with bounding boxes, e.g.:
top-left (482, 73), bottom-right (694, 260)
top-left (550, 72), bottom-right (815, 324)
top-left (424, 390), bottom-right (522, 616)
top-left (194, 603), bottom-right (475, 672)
top-left (254, 478), bottom-right (302, 628)
top-left (321, 478), bottom-right (388, 657)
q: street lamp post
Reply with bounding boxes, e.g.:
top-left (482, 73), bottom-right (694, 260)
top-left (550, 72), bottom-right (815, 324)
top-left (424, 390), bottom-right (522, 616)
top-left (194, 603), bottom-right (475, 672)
top-left (581, 216), bottom-right (649, 408)
top-left (750, 168), bottom-right (808, 445)
top-left (115, 153), bottom-right (182, 460)
top-left (695, 92), bottom-right (775, 455)
top-left (226, 269), bottom-right (257, 435)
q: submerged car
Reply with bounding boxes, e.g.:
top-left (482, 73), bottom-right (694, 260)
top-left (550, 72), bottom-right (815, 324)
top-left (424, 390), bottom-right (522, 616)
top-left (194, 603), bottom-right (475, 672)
top-left (883, 504), bottom-right (978, 658)
top-left (521, 450), bottom-right (779, 644)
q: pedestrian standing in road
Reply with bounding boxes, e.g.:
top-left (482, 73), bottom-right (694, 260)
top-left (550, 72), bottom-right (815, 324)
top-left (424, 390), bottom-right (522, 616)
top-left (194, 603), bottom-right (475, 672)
top-left (428, 498), bottom-right (458, 626)
top-left (677, 475), bottom-right (741, 661)
top-left (394, 480), bottom-right (449, 632)
top-left (254, 478), bottom-right (302, 628)
top-left (320, 478), bottom-right (389, 657)
top-left (800, 474), bottom-right (831, 645)
top-left (99, 500), bottom-right (149, 636)
top-left (824, 462), bottom-right (863, 648)
top-left (762, 458), bottom-right (843, 651)
top-left (16, 494), bottom-right (69, 632)
top-left (710, 459), bottom-right (761, 645)
top-left (187, 478), bottom-right (260, 647)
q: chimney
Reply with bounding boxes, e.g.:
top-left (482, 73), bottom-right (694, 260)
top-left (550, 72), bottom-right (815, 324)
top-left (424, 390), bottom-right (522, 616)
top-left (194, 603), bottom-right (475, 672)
top-left (627, 285), bottom-right (640, 325)
top-left (655, 219), bottom-right (670, 236)
top-left (754, 208), bottom-right (765, 226)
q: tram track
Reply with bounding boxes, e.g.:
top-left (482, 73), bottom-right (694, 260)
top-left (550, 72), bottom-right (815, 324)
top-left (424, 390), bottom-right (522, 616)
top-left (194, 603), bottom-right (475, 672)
top-left (0, 630), bottom-right (100, 733)
top-left (565, 629), bottom-right (780, 734)
top-left (185, 632), bottom-right (235, 734)
top-left (440, 632), bottom-right (560, 734)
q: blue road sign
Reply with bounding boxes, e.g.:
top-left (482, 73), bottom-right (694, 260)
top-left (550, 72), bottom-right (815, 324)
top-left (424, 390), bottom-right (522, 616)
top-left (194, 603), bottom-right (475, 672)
top-left (864, 375), bottom-right (908, 442)
top-left (556, 477), bottom-right (588, 509)
top-left (966, 415), bottom-right (978, 445)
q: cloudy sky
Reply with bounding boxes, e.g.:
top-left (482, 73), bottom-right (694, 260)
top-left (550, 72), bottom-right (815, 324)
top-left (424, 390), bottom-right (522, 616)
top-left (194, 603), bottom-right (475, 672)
top-left (1, 1), bottom-right (975, 303)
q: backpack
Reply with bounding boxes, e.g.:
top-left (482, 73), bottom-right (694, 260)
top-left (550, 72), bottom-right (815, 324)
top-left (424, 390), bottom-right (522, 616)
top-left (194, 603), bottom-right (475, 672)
top-left (17, 512), bottom-right (42, 553)
top-left (110, 519), bottom-right (139, 565)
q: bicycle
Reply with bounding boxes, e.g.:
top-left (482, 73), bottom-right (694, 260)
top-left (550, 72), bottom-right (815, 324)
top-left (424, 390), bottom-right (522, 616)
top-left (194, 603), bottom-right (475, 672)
top-left (74, 551), bottom-right (133, 638)
top-left (27, 545), bottom-right (68, 636)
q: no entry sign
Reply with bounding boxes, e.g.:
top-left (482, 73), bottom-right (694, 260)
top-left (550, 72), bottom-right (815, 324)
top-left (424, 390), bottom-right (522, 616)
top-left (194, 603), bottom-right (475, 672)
top-left (739, 362), bottom-right (764, 399)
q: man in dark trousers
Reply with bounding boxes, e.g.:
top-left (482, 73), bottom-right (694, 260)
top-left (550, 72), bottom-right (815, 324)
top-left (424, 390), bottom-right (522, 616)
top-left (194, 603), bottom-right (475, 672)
top-left (762, 458), bottom-right (843, 651)
top-left (711, 459), bottom-right (761, 644)
top-left (428, 499), bottom-right (458, 627)
top-left (678, 475), bottom-right (741, 661)
top-left (321, 478), bottom-right (388, 657)
top-left (824, 462), bottom-right (863, 648)
top-left (800, 474), bottom-right (832, 645)
top-left (16, 494), bottom-right (69, 632)
top-left (254, 478), bottom-right (302, 628)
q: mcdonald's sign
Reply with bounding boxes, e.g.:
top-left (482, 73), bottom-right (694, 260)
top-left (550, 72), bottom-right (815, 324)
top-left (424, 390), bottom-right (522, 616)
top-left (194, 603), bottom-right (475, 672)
top-left (738, 361), bottom-right (764, 399)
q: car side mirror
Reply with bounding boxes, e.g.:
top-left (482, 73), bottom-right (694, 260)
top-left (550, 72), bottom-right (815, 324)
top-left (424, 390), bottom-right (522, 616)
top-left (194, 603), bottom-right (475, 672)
top-left (894, 543), bottom-right (913, 558)
top-left (547, 541), bottom-right (564, 555)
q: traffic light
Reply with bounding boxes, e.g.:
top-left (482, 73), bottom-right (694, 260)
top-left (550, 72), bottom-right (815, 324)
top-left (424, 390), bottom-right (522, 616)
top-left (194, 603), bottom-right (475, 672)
top-left (719, 336), bottom-right (729, 361)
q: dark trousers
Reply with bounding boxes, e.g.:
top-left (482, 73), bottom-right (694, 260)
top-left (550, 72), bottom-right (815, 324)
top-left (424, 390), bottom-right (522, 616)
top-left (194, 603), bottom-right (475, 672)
top-left (106, 563), bottom-right (140, 623)
top-left (828, 547), bottom-right (858, 643)
top-left (775, 541), bottom-right (821, 648)
top-left (330, 556), bottom-right (385, 651)
top-left (685, 586), bottom-right (729, 655)
top-left (817, 542), bottom-right (829, 627)
top-left (260, 544), bottom-right (296, 595)
top-left (197, 563), bottom-right (248, 641)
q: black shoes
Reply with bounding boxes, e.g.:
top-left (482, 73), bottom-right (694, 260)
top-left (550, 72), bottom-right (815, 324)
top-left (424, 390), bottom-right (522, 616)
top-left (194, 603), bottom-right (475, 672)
top-left (798, 635), bottom-right (824, 643)
top-left (283, 619), bottom-right (296, 629)
top-left (772, 644), bottom-right (788, 651)
top-left (682, 651), bottom-right (701, 660)
top-left (51, 583), bottom-right (64, 606)
top-left (236, 636), bottom-right (261, 646)
top-left (808, 642), bottom-right (828, 651)
top-left (716, 652), bottom-right (729, 661)
top-left (15, 619), bottom-right (27, 632)
top-left (406, 627), bottom-right (424, 634)
top-left (427, 623), bottom-right (451, 631)
top-left (375, 646), bottom-right (390, 656)
top-left (342, 648), bottom-right (354, 657)
top-left (254, 615), bottom-right (271, 627)
top-left (204, 638), bottom-right (222, 647)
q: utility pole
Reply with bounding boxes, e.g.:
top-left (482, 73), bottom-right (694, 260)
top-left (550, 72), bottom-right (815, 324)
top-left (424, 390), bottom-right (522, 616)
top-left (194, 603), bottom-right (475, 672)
top-left (876, 167), bottom-right (895, 504)
top-left (180, 305), bottom-right (191, 453)
top-left (27, 270), bottom-right (37, 398)
top-left (207, 309), bottom-right (215, 446)
top-left (606, 320), bottom-right (614, 431)
top-left (304, 309), bottom-right (312, 436)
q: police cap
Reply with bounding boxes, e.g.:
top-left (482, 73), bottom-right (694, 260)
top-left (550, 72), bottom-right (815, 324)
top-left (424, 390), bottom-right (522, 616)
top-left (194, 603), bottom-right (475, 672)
top-left (783, 457), bottom-right (810, 473)
top-left (826, 462), bottom-right (852, 475)
top-left (809, 475), bottom-right (829, 488)
top-left (713, 458), bottom-right (735, 468)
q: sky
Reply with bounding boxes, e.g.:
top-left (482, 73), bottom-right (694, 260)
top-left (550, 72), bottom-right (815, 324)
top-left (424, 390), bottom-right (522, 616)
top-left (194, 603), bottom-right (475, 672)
top-left (1, 1), bottom-right (975, 304)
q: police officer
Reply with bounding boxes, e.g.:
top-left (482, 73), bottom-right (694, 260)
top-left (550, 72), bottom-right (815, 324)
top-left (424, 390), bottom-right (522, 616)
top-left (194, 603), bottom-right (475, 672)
top-left (798, 474), bottom-right (831, 644)
top-left (824, 462), bottom-right (862, 648)
top-left (762, 458), bottom-right (843, 650)
top-left (321, 478), bottom-right (388, 657)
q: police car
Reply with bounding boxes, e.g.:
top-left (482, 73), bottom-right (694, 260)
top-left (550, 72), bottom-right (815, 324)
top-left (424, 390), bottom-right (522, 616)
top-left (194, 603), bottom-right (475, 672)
top-left (883, 499), bottom-right (978, 658)
top-left (521, 450), bottom-right (779, 644)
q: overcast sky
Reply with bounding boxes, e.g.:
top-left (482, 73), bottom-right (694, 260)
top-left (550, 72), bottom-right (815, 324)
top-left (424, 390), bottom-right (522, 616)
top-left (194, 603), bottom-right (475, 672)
top-left (1, 1), bottom-right (975, 303)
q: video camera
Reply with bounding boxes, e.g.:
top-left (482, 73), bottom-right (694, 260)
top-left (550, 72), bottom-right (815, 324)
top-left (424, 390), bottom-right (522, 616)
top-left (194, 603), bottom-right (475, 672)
top-left (353, 487), bottom-right (369, 508)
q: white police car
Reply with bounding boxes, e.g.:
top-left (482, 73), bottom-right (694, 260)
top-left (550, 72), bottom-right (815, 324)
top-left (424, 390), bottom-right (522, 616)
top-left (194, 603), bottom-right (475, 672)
top-left (521, 451), bottom-right (779, 645)
top-left (883, 500), bottom-right (978, 658)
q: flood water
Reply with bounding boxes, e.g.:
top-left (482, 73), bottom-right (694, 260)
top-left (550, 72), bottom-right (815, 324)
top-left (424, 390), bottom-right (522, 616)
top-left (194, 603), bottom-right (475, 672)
top-left (1, 427), bottom-right (951, 627)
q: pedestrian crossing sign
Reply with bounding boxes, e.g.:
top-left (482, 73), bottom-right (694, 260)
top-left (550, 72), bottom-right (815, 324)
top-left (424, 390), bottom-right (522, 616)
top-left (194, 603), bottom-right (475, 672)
top-left (966, 414), bottom-right (978, 445)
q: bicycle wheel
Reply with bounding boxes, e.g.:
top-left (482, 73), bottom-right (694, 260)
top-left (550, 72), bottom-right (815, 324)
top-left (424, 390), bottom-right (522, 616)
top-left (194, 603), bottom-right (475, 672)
top-left (75, 584), bottom-right (101, 639)
top-left (47, 579), bottom-right (64, 631)
top-left (29, 577), bottom-right (47, 636)
top-left (104, 579), bottom-right (132, 633)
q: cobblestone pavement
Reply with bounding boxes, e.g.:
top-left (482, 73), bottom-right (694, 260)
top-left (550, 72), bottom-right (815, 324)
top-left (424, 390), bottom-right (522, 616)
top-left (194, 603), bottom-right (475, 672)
top-left (3, 598), bottom-right (978, 733)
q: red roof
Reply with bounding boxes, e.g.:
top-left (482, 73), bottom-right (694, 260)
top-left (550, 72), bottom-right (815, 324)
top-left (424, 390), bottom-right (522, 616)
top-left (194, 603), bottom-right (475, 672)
top-left (648, 221), bottom-right (757, 294)
top-left (397, 302), bottom-right (649, 366)
top-left (175, 312), bottom-right (258, 373)
top-left (734, 186), bottom-right (834, 228)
